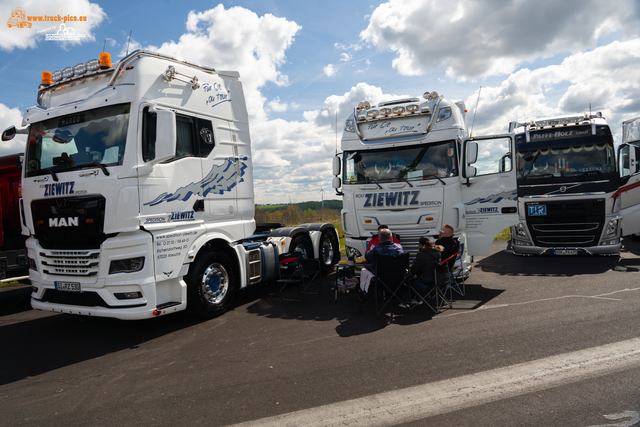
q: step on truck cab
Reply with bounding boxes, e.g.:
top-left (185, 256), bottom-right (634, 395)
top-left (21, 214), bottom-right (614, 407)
top-left (509, 113), bottom-right (622, 255)
top-left (2, 50), bottom-right (340, 320)
top-left (332, 91), bottom-right (519, 275)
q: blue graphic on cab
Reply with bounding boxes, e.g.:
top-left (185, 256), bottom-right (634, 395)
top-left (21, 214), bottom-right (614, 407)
top-left (528, 205), bottom-right (547, 216)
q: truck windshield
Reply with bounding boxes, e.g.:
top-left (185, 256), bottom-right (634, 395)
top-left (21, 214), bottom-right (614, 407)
top-left (25, 103), bottom-right (130, 177)
top-left (344, 140), bottom-right (458, 185)
top-left (517, 143), bottom-right (616, 181)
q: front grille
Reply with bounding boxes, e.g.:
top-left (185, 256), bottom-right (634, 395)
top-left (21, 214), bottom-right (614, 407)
top-left (526, 199), bottom-right (605, 247)
top-left (31, 195), bottom-right (109, 249)
top-left (40, 249), bottom-right (100, 276)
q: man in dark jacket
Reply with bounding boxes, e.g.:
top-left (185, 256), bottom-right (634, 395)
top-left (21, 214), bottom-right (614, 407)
top-left (435, 224), bottom-right (459, 268)
top-left (365, 228), bottom-right (403, 273)
top-left (366, 224), bottom-right (402, 254)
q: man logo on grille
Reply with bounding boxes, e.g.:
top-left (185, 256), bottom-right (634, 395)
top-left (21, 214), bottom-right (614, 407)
top-left (49, 217), bottom-right (79, 227)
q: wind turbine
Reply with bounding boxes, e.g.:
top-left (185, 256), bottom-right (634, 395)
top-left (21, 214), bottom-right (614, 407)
top-left (320, 187), bottom-right (325, 209)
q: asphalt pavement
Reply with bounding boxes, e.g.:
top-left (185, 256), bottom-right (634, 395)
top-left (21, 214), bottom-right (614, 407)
top-left (1, 240), bottom-right (640, 426)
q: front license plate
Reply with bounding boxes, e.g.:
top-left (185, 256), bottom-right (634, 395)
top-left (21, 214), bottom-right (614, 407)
top-left (55, 281), bottom-right (81, 292)
top-left (554, 249), bottom-right (578, 255)
top-left (528, 205), bottom-right (547, 216)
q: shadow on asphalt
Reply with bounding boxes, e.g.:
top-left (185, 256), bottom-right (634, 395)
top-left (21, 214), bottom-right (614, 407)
top-left (247, 277), bottom-right (504, 338)
top-left (475, 239), bottom-right (640, 277)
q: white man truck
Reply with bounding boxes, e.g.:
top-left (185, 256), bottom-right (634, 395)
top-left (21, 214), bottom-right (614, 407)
top-left (1, 50), bottom-right (340, 320)
top-left (332, 92), bottom-right (519, 272)
top-left (509, 113), bottom-right (625, 256)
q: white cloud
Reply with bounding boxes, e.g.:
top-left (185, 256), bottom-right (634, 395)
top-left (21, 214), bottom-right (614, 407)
top-left (0, 103), bottom-right (27, 154)
top-left (268, 97), bottom-right (288, 112)
top-left (340, 53), bottom-right (351, 62)
top-left (324, 64), bottom-right (336, 77)
top-left (144, 4), bottom-right (300, 122)
top-left (360, 0), bottom-right (639, 80)
top-left (0, 0), bottom-right (107, 52)
top-left (464, 40), bottom-right (640, 141)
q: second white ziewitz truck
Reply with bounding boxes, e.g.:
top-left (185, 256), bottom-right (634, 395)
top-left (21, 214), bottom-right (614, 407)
top-left (2, 50), bottom-right (340, 320)
top-left (332, 92), bottom-right (519, 274)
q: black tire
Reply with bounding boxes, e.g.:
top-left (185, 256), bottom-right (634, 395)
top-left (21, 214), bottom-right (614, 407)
top-left (290, 235), bottom-right (313, 259)
top-left (186, 249), bottom-right (237, 319)
top-left (319, 230), bottom-right (339, 275)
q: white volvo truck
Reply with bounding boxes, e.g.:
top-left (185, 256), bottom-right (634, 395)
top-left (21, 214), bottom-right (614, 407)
top-left (2, 50), bottom-right (340, 320)
top-left (332, 92), bottom-right (519, 274)
top-left (509, 113), bottom-right (624, 255)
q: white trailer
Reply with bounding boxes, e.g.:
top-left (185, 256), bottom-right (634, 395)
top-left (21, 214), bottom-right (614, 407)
top-left (332, 92), bottom-right (519, 274)
top-left (2, 50), bottom-right (340, 320)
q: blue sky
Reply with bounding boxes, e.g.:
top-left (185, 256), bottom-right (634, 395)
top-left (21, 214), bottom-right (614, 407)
top-left (1, 0), bottom-right (640, 204)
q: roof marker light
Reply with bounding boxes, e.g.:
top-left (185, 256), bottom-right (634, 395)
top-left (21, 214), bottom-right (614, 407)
top-left (41, 72), bottom-right (53, 86)
top-left (393, 106), bottom-right (405, 115)
top-left (380, 108), bottom-right (391, 116)
top-left (99, 52), bottom-right (112, 69)
top-left (407, 104), bottom-right (419, 113)
top-left (367, 110), bottom-right (379, 118)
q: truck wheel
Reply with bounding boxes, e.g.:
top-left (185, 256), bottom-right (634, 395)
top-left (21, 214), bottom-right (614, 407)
top-left (319, 230), bottom-right (339, 275)
top-left (186, 249), bottom-right (237, 318)
top-left (290, 235), bottom-right (312, 259)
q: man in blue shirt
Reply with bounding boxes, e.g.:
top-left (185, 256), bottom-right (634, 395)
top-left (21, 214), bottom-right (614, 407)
top-left (365, 228), bottom-right (403, 273)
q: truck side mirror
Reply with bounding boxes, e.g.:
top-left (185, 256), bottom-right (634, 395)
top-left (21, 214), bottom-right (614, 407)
top-left (466, 141), bottom-right (478, 165)
top-left (2, 126), bottom-right (17, 141)
top-left (332, 176), bottom-right (341, 189)
top-left (332, 155), bottom-right (341, 176)
top-left (466, 165), bottom-right (477, 178)
top-left (151, 110), bottom-right (176, 164)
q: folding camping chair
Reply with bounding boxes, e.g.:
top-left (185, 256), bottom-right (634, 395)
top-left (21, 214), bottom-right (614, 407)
top-left (361, 252), bottom-right (411, 316)
top-left (277, 253), bottom-right (321, 302)
top-left (423, 259), bottom-right (453, 313)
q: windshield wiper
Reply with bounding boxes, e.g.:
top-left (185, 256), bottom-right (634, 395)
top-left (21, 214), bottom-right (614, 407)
top-left (568, 170), bottom-right (603, 178)
top-left (525, 173), bottom-right (555, 180)
top-left (76, 162), bottom-right (110, 176)
top-left (44, 168), bottom-right (59, 182)
top-left (401, 176), bottom-right (414, 187)
top-left (423, 174), bottom-right (446, 185)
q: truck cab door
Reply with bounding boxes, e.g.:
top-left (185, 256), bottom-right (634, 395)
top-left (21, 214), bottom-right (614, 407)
top-left (617, 141), bottom-right (640, 236)
top-left (137, 107), bottom-right (205, 223)
top-left (461, 134), bottom-right (518, 255)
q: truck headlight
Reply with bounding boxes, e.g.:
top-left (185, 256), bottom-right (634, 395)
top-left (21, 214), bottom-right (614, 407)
top-left (605, 219), bottom-right (618, 236)
top-left (345, 246), bottom-right (362, 259)
top-left (109, 257), bottom-right (145, 274)
top-left (514, 223), bottom-right (528, 237)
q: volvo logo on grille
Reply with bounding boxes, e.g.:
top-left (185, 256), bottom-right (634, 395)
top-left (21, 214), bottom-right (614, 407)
top-left (49, 217), bottom-right (79, 227)
top-left (560, 186), bottom-right (567, 192)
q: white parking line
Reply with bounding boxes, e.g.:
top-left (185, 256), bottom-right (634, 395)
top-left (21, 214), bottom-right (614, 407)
top-left (231, 337), bottom-right (640, 427)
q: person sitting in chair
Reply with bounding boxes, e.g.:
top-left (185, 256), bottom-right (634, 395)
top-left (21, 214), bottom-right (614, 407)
top-left (365, 228), bottom-right (403, 273)
top-left (435, 224), bottom-right (459, 268)
top-left (365, 224), bottom-right (402, 254)
top-left (360, 228), bottom-right (403, 300)
top-left (400, 236), bottom-right (443, 308)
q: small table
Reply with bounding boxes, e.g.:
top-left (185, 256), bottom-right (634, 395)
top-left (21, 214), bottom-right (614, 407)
top-left (334, 261), bottom-right (367, 302)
